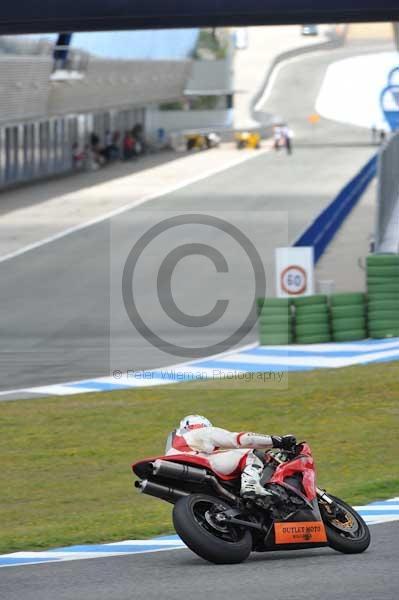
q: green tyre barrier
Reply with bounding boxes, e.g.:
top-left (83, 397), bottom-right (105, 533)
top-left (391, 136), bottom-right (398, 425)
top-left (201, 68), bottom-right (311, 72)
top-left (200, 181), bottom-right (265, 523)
top-left (368, 319), bottom-right (399, 330)
top-left (259, 325), bottom-right (292, 335)
top-left (367, 277), bottom-right (399, 286)
top-left (368, 310), bottom-right (399, 321)
top-left (260, 307), bottom-right (291, 318)
top-left (295, 323), bottom-right (330, 337)
top-left (330, 293), bottom-right (365, 306)
top-left (295, 305), bottom-right (329, 316)
top-left (369, 329), bottom-right (399, 339)
top-left (295, 334), bottom-right (331, 344)
top-left (367, 265), bottom-right (399, 278)
top-left (333, 329), bottom-right (367, 342)
top-left (259, 315), bottom-right (292, 326)
top-left (260, 334), bottom-right (293, 345)
top-left (367, 292), bottom-right (399, 303)
top-left (293, 295), bottom-right (327, 307)
top-left (259, 298), bottom-right (291, 308)
top-left (332, 317), bottom-right (366, 332)
top-left (366, 255), bottom-right (399, 267)
top-left (367, 300), bottom-right (399, 312)
top-left (368, 283), bottom-right (399, 294)
top-left (295, 314), bottom-right (330, 325)
top-left (331, 306), bottom-right (365, 318)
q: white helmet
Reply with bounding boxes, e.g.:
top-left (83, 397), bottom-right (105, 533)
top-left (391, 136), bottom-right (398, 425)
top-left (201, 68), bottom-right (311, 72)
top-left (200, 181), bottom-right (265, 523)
top-left (179, 414), bottom-right (212, 433)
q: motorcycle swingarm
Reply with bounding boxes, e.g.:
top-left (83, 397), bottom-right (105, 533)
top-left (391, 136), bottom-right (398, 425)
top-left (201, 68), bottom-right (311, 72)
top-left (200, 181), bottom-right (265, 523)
top-left (220, 508), bottom-right (267, 532)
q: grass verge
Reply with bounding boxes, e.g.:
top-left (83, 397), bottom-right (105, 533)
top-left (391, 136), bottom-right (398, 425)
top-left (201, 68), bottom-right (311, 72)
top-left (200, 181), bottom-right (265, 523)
top-left (1, 361), bottom-right (398, 553)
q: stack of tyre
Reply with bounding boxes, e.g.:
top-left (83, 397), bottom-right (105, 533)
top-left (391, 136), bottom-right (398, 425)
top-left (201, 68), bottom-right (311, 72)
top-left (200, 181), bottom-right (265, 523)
top-left (293, 295), bottom-right (331, 344)
top-left (367, 254), bottom-right (399, 338)
top-left (330, 293), bottom-right (367, 342)
top-left (257, 298), bottom-right (293, 345)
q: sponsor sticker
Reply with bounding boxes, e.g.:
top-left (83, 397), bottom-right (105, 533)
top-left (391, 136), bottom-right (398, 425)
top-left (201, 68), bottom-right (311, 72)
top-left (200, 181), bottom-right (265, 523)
top-left (274, 521), bottom-right (327, 544)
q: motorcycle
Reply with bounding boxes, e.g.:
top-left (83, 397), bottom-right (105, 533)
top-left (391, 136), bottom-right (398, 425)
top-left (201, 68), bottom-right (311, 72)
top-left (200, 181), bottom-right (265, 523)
top-left (132, 437), bottom-right (370, 564)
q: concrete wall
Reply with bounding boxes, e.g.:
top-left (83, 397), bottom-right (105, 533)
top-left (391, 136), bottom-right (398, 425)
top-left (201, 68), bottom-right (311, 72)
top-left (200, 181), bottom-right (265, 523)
top-left (48, 59), bottom-right (192, 116)
top-left (0, 56), bottom-right (52, 123)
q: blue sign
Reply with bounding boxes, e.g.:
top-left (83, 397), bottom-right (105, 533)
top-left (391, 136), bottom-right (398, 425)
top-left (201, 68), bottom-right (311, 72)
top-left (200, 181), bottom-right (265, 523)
top-left (381, 84), bottom-right (399, 131)
top-left (388, 66), bottom-right (399, 86)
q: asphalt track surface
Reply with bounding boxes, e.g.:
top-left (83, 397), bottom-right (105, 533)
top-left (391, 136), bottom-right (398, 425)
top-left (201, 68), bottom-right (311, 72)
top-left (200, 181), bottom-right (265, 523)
top-left (0, 40), bottom-right (386, 396)
top-left (1, 522), bottom-right (397, 600)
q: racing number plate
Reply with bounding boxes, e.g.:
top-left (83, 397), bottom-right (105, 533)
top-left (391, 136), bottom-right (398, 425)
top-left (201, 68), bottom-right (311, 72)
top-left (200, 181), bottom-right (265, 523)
top-left (274, 521), bottom-right (327, 544)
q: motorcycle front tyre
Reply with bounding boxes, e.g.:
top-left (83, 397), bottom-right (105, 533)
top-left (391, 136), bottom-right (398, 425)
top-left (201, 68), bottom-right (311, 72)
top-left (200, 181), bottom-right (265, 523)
top-left (320, 494), bottom-right (371, 554)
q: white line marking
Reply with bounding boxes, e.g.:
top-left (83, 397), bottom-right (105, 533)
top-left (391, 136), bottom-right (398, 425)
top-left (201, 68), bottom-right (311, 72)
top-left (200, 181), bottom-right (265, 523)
top-left (254, 54), bottom-right (305, 111)
top-left (0, 343), bottom-right (259, 397)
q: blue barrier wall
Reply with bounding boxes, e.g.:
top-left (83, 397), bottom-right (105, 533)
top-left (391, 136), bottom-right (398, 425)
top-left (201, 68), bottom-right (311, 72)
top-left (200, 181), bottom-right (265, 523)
top-left (294, 154), bottom-right (377, 263)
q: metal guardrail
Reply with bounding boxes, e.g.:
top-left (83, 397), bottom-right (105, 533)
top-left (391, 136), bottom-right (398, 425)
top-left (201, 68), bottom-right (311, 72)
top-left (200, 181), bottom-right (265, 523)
top-left (376, 131), bottom-right (399, 253)
top-left (294, 154), bottom-right (378, 263)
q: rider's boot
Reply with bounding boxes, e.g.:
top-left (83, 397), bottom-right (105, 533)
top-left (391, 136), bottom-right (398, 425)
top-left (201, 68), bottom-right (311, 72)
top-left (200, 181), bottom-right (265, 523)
top-left (240, 464), bottom-right (272, 499)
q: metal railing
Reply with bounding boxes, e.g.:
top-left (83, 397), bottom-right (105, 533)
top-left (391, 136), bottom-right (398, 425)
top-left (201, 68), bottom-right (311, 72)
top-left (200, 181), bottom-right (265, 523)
top-left (376, 131), bottom-right (399, 253)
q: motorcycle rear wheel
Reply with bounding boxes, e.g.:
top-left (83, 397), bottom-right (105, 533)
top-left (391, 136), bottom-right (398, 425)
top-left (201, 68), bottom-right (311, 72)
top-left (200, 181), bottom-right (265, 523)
top-left (173, 494), bottom-right (252, 564)
top-left (320, 494), bottom-right (370, 554)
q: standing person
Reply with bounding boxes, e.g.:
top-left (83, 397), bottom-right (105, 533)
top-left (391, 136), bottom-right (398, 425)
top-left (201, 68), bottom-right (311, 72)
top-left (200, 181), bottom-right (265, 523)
top-left (123, 131), bottom-right (134, 160)
top-left (89, 131), bottom-right (100, 149)
top-left (111, 130), bottom-right (121, 160)
top-left (282, 125), bottom-right (293, 155)
top-left (380, 129), bottom-right (387, 145)
top-left (273, 126), bottom-right (282, 151)
top-left (104, 130), bottom-right (113, 161)
top-left (371, 125), bottom-right (378, 144)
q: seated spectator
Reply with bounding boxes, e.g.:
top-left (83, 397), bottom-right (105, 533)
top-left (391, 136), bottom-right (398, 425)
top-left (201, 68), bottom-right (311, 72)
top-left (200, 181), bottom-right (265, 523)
top-left (83, 144), bottom-right (100, 171)
top-left (123, 131), bottom-right (135, 160)
top-left (110, 130), bottom-right (121, 160)
top-left (72, 142), bottom-right (85, 169)
top-left (104, 129), bottom-right (113, 162)
top-left (132, 124), bottom-right (145, 155)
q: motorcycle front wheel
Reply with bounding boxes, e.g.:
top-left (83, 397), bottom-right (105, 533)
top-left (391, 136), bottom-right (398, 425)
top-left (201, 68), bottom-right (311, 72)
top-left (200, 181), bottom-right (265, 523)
top-left (173, 494), bottom-right (252, 564)
top-left (320, 494), bottom-right (371, 554)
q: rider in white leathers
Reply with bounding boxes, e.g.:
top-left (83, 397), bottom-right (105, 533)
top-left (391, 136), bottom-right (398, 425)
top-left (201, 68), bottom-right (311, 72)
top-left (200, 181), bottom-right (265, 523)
top-left (166, 414), bottom-right (294, 497)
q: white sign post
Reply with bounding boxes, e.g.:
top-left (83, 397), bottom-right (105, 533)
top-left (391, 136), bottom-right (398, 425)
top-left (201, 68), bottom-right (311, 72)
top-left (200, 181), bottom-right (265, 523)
top-left (275, 247), bottom-right (314, 298)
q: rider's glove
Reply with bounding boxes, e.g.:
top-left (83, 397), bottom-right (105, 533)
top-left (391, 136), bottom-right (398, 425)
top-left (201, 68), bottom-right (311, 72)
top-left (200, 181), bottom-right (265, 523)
top-left (272, 434), bottom-right (297, 451)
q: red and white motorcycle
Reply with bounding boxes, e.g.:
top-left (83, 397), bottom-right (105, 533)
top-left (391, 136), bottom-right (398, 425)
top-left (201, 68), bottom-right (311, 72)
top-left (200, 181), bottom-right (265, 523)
top-left (132, 437), bottom-right (370, 564)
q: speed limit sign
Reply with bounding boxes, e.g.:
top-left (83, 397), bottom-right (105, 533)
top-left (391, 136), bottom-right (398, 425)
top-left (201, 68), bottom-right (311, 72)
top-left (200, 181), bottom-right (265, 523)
top-left (275, 247), bottom-right (314, 298)
top-left (281, 265), bottom-right (307, 295)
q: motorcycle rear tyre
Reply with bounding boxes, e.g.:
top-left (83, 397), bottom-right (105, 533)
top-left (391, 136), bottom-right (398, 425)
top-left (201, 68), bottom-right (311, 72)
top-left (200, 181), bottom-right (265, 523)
top-left (173, 494), bottom-right (252, 564)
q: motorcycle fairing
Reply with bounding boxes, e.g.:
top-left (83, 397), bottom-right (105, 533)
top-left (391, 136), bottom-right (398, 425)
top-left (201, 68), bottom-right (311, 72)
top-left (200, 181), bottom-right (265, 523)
top-left (274, 520), bottom-right (327, 544)
top-left (270, 443), bottom-right (317, 501)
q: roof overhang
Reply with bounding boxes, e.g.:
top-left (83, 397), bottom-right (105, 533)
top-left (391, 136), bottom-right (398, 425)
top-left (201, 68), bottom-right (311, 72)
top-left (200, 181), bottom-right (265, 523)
top-left (0, 1), bottom-right (398, 34)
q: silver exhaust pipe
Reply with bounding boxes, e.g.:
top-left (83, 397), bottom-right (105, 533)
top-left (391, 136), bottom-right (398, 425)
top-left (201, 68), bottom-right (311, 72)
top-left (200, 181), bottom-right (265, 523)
top-left (150, 459), bottom-right (238, 504)
top-left (135, 479), bottom-right (189, 504)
